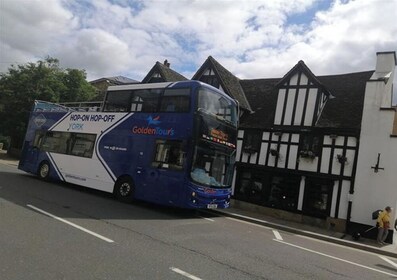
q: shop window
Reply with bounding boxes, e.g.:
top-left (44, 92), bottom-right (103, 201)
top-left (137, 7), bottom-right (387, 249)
top-left (243, 131), bottom-right (261, 153)
top-left (235, 171), bottom-right (268, 204)
top-left (302, 179), bottom-right (333, 218)
top-left (266, 176), bottom-right (300, 211)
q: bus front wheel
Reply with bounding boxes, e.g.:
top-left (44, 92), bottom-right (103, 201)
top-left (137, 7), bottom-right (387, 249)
top-left (114, 177), bottom-right (134, 202)
top-left (38, 161), bottom-right (50, 180)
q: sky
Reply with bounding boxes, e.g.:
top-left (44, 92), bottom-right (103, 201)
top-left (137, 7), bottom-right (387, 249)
top-left (1, 0), bottom-right (397, 102)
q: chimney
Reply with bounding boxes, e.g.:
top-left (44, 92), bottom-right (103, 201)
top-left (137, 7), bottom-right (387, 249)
top-left (369, 51), bottom-right (396, 108)
top-left (163, 59), bottom-right (170, 68)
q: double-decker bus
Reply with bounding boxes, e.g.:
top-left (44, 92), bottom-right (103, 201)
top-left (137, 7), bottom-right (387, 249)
top-left (18, 81), bottom-right (238, 209)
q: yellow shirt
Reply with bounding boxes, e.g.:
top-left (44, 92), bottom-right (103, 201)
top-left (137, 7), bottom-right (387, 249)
top-left (377, 210), bottom-right (391, 228)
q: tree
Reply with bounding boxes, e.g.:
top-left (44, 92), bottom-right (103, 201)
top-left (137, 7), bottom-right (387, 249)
top-left (0, 57), bottom-right (96, 149)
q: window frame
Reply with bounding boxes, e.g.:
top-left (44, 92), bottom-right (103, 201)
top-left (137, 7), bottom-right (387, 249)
top-left (243, 131), bottom-right (261, 153)
top-left (39, 130), bottom-right (96, 158)
top-left (299, 134), bottom-right (322, 157)
top-left (151, 139), bottom-right (185, 171)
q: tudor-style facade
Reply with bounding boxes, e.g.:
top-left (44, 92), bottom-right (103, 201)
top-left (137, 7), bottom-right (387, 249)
top-left (137, 53), bottom-right (396, 242)
top-left (233, 68), bottom-right (371, 227)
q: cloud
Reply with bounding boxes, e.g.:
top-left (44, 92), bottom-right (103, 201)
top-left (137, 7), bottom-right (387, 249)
top-left (55, 28), bottom-right (131, 78)
top-left (0, 0), bottom-right (396, 98)
top-left (0, 0), bottom-right (77, 67)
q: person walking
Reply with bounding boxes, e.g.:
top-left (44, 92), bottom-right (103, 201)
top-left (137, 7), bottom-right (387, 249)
top-left (377, 206), bottom-right (392, 245)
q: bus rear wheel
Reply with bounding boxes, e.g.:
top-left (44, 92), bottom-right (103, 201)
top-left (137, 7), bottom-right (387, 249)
top-left (114, 177), bottom-right (134, 202)
top-left (38, 161), bottom-right (50, 180)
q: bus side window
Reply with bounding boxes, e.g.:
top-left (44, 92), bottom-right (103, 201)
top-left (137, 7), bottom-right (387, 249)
top-left (160, 88), bottom-right (190, 112)
top-left (33, 131), bottom-right (45, 148)
top-left (131, 89), bottom-right (161, 112)
top-left (70, 133), bottom-right (96, 158)
top-left (104, 90), bottom-right (131, 112)
top-left (152, 140), bottom-right (184, 170)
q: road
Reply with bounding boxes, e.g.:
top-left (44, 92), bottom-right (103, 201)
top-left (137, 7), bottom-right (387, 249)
top-left (1, 162), bottom-right (397, 279)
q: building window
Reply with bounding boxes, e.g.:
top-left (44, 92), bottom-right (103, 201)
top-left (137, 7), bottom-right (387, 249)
top-left (299, 134), bottom-right (322, 157)
top-left (243, 131), bottom-right (261, 153)
top-left (235, 170), bottom-right (300, 212)
top-left (235, 171), bottom-right (268, 204)
top-left (200, 75), bottom-right (220, 89)
top-left (302, 178), bottom-right (333, 218)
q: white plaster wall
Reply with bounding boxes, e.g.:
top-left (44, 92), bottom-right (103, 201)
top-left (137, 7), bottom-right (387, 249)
top-left (351, 78), bottom-right (397, 234)
top-left (294, 89), bottom-right (306, 125)
top-left (284, 89), bottom-right (296, 125)
top-left (338, 180), bottom-right (351, 219)
top-left (274, 89), bottom-right (286, 125)
top-left (304, 88), bottom-right (318, 126)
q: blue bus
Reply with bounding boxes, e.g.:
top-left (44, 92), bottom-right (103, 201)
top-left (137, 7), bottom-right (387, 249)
top-left (18, 81), bottom-right (238, 209)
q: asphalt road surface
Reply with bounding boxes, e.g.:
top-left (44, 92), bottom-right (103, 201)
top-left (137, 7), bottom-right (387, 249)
top-left (1, 163), bottom-right (397, 279)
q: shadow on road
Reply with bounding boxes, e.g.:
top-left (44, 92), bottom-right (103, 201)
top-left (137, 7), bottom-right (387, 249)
top-left (0, 169), bottom-right (219, 222)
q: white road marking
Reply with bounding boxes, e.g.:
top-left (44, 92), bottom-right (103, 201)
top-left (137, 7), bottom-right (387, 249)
top-left (170, 267), bottom-right (202, 280)
top-left (225, 217), bottom-right (272, 230)
top-left (226, 212), bottom-right (270, 224)
top-left (273, 230), bottom-right (283, 240)
top-left (198, 216), bottom-right (214, 222)
top-left (379, 256), bottom-right (397, 268)
top-left (274, 239), bottom-right (397, 277)
top-left (27, 204), bottom-right (114, 243)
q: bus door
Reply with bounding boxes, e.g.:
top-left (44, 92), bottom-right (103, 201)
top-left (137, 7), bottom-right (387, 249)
top-left (145, 139), bottom-right (186, 205)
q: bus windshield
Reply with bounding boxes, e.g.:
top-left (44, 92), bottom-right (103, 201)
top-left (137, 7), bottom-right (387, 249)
top-left (190, 142), bottom-right (235, 188)
top-left (198, 88), bottom-right (237, 126)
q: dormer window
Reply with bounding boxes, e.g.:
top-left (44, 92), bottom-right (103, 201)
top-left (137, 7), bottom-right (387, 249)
top-left (200, 68), bottom-right (220, 89)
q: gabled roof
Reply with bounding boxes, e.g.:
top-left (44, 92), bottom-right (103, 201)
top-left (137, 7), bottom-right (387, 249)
top-left (192, 56), bottom-right (252, 112)
top-left (239, 78), bottom-right (280, 129)
top-left (142, 61), bottom-right (188, 83)
top-left (90, 76), bottom-right (138, 85)
top-left (316, 71), bottom-right (375, 129)
top-left (240, 70), bottom-right (374, 131)
top-left (276, 60), bottom-right (332, 96)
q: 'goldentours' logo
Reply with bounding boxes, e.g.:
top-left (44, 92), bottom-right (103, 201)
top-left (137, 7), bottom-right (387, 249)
top-left (147, 116), bottom-right (161, 125)
top-left (132, 116), bottom-right (175, 136)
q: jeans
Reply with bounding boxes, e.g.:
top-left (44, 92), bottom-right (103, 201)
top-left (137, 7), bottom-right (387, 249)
top-left (377, 227), bottom-right (389, 243)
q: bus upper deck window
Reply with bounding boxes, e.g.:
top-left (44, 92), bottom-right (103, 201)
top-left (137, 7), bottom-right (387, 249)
top-left (130, 89), bottom-right (161, 112)
top-left (104, 90), bottom-right (131, 112)
top-left (160, 88), bottom-right (190, 112)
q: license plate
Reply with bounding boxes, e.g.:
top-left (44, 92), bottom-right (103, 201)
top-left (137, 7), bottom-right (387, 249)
top-left (207, 204), bottom-right (218, 209)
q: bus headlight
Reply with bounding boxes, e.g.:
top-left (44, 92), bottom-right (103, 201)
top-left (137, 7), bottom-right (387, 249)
top-left (192, 192), bottom-right (196, 197)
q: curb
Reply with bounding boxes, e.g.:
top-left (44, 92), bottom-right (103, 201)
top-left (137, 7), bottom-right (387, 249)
top-left (209, 209), bottom-right (397, 258)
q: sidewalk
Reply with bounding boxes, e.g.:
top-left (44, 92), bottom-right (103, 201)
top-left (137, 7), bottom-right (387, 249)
top-left (0, 150), bottom-right (19, 167)
top-left (1, 150), bottom-right (395, 258)
top-left (213, 200), bottom-right (397, 258)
